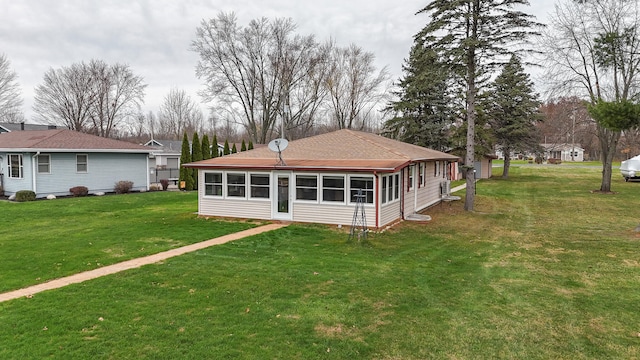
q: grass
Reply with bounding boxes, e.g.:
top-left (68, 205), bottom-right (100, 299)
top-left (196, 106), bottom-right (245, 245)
top-left (1, 167), bottom-right (640, 359)
top-left (0, 191), bottom-right (257, 293)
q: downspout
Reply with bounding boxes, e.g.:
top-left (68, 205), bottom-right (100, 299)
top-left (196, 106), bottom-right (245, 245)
top-left (145, 154), bottom-right (150, 191)
top-left (400, 167), bottom-right (405, 220)
top-left (32, 151), bottom-right (40, 196)
top-left (374, 171), bottom-right (379, 229)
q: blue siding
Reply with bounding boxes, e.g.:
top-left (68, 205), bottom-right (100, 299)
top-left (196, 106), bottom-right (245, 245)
top-left (1, 152), bottom-right (149, 197)
top-left (0, 152), bottom-right (34, 195)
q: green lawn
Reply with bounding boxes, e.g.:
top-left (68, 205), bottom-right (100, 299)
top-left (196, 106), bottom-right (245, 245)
top-left (0, 191), bottom-right (256, 293)
top-left (1, 168), bottom-right (639, 359)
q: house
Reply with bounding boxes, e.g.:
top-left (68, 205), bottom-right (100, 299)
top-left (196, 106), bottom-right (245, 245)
top-left (144, 139), bottom-right (182, 184)
top-left (542, 143), bottom-right (585, 162)
top-left (0, 122), bottom-right (60, 133)
top-left (184, 129), bottom-right (459, 228)
top-left (0, 129), bottom-right (152, 198)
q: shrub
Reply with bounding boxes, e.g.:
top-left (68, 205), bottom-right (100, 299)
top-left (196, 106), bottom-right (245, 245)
top-left (149, 183), bottom-right (162, 191)
top-left (159, 179), bottom-right (169, 191)
top-left (114, 180), bottom-right (134, 194)
top-left (15, 190), bottom-right (36, 202)
top-left (69, 186), bottom-right (89, 197)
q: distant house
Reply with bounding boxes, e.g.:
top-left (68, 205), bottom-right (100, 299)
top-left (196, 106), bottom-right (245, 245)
top-left (0, 130), bottom-right (151, 198)
top-left (184, 129), bottom-right (459, 228)
top-left (0, 122), bottom-right (60, 133)
top-left (145, 139), bottom-right (182, 184)
top-left (542, 143), bottom-right (585, 162)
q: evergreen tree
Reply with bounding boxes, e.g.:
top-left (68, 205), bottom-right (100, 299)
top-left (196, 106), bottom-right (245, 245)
top-left (383, 45), bottom-right (455, 152)
top-left (241, 139), bottom-right (247, 151)
top-left (201, 134), bottom-right (211, 160)
top-left (223, 139), bottom-right (230, 155)
top-left (417, 0), bottom-right (542, 211)
top-left (248, 140), bottom-right (254, 150)
top-left (191, 132), bottom-right (202, 190)
top-left (487, 55), bottom-right (542, 179)
top-left (179, 133), bottom-right (194, 191)
top-left (212, 134), bottom-right (219, 157)
top-left (231, 143), bottom-right (238, 153)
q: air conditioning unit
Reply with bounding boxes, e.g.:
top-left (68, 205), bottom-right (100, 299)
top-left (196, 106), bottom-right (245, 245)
top-left (440, 180), bottom-right (451, 197)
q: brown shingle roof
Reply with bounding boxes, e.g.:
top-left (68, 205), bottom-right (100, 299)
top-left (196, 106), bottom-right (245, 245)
top-left (0, 129), bottom-right (152, 153)
top-left (185, 129), bottom-right (459, 172)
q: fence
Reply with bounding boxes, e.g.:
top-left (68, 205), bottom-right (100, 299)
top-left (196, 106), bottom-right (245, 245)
top-left (151, 168), bottom-right (180, 184)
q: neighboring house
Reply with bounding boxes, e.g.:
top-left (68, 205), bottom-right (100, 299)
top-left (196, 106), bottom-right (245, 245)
top-left (542, 143), bottom-right (585, 162)
top-left (495, 144), bottom-right (585, 162)
top-left (144, 139), bottom-right (182, 184)
top-left (0, 129), bottom-right (151, 198)
top-left (0, 122), bottom-right (60, 133)
top-left (184, 129), bottom-right (459, 228)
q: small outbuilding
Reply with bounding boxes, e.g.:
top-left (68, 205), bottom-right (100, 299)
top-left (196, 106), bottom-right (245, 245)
top-left (0, 129), bottom-right (151, 198)
top-left (184, 129), bottom-right (459, 228)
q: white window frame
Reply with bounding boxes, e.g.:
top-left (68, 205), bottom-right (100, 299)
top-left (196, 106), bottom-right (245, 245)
top-left (37, 154), bottom-right (51, 174)
top-left (204, 171), bottom-right (223, 198)
top-left (295, 174), bottom-right (319, 202)
top-left (226, 172), bottom-right (247, 199)
top-left (321, 174), bottom-right (346, 204)
top-left (348, 175), bottom-right (374, 205)
top-left (76, 154), bottom-right (88, 173)
top-left (249, 173), bottom-right (270, 200)
top-left (381, 173), bottom-right (400, 204)
top-left (419, 163), bottom-right (425, 187)
top-left (381, 176), bottom-right (387, 204)
top-left (8, 154), bottom-right (23, 178)
top-left (408, 165), bottom-right (415, 191)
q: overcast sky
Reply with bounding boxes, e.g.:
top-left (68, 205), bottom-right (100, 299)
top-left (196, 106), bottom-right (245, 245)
top-left (1, 0), bottom-right (556, 123)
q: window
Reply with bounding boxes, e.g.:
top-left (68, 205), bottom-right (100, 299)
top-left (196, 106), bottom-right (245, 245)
top-left (296, 175), bottom-right (318, 201)
top-left (435, 161), bottom-right (441, 177)
top-left (204, 172), bottom-right (223, 196)
top-left (227, 173), bottom-right (246, 197)
top-left (381, 174), bottom-right (400, 204)
top-left (381, 176), bottom-right (387, 204)
top-left (8, 154), bottom-right (23, 178)
top-left (250, 174), bottom-right (270, 199)
top-left (408, 165), bottom-right (415, 191)
top-left (37, 154), bottom-right (50, 174)
top-left (76, 154), bottom-right (88, 173)
top-left (419, 163), bottom-right (425, 187)
top-left (350, 176), bottom-right (373, 204)
top-left (322, 175), bottom-right (345, 202)
top-left (393, 174), bottom-right (400, 200)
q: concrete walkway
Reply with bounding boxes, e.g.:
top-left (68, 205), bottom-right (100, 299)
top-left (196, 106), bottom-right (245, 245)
top-left (0, 223), bottom-right (288, 303)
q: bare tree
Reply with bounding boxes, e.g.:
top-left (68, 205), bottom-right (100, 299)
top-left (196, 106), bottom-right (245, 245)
top-left (158, 88), bottom-right (203, 139)
top-left (543, 0), bottom-right (640, 191)
top-left (192, 12), bottom-right (330, 143)
top-left (34, 63), bottom-right (95, 131)
top-left (0, 54), bottom-right (24, 122)
top-left (87, 60), bottom-right (146, 138)
top-left (34, 60), bottom-right (146, 137)
top-left (324, 43), bottom-right (390, 130)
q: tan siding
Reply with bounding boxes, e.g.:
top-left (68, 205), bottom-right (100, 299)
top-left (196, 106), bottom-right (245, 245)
top-left (293, 202), bottom-right (375, 226)
top-left (199, 198), bottom-right (271, 219)
top-left (380, 201), bottom-right (401, 227)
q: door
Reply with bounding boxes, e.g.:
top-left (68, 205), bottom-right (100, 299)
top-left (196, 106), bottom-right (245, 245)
top-left (273, 172), bottom-right (292, 220)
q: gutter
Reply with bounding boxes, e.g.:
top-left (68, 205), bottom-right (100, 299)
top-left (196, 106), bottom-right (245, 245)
top-left (32, 151), bottom-right (40, 195)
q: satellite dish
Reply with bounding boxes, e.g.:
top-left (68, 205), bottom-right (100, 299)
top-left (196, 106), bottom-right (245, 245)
top-left (268, 138), bottom-right (288, 166)
top-left (268, 138), bottom-right (289, 152)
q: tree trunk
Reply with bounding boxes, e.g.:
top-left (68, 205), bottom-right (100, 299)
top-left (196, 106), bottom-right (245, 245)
top-left (502, 150), bottom-right (510, 179)
top-left (598, 125), bottom-right (621, 192)
top-left (463, 0), bottom-right (479, 212)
